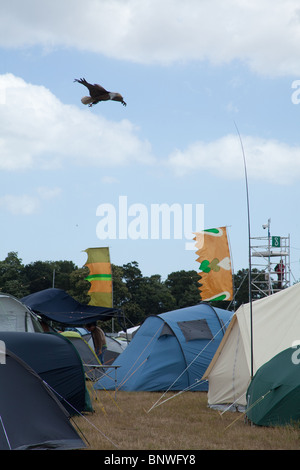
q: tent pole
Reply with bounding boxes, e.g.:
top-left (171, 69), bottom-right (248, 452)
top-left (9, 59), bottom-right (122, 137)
top-left (234, 122), bottom-right (254, 379)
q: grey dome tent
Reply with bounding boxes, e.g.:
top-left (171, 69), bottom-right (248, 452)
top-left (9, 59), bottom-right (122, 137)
top-left (61, 330), bottom-right (127, 381)
top-left (0, 331), bottom-right (92, 414)
top-left (82, 330), bottom-right (127, 365)
top-left (103, 335), bottom-right (127, 364)
top-left (0, 349), bottom-right (86, 450)
top-left (0, 293), bottom-right (43, 332)
top-left (61, 330), bottom-right (103, 381)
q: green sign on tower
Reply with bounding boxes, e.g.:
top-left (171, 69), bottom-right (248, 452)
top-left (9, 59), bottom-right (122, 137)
top-left (272, 236), bottom-right (281, 248)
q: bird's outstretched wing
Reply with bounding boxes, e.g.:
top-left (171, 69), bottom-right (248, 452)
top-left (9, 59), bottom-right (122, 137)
top-left (74, 77), bottom-right (126, 106)
top-left (74, 78), bottom-right (108, 99)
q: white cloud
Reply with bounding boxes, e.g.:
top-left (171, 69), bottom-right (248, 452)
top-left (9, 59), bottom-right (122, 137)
top-left (100, 176), bottom-right (119, 184)
top-left (0, 74), bottom-right (154, 171)
top-left (0, 186), bottom-right (62, 215)
top-left (1, 0), bottom-right (300, 76)
top-left (167, 134), bottom-right (300, 185)
top-left (0, 194), bottom-right (39, 215)
top-left (36, 186), bottom-right (62, 200)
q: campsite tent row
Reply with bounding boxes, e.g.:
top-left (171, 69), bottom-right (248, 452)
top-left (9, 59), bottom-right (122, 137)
top-left (0, 294), bottom-right (90, 449)
top-left (0, 293), bottom-right (88, 449)
top-left (0, 291), bottom-right (107, 450)
top-left (21, 289), bottom-right (233, 394)
top-left (8, 288), bottom-right (235, 396)
top-left (0, 288), bottom-right (128, 450)
top-left (203, 281), bottom-right (300, 426)
top-left (0, 292), bottom-right (101, 410)
top-left (90, 279), bottom-right (300, 427)
top-left (4, 281), bottom-right (300, 435)
top-left (6, 281), bottom-right (299, 443)
top-left (22, 288), bottom-right (127, 364)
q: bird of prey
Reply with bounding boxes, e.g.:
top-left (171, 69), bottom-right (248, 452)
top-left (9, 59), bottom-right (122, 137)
top-left (74, 78), bottom-right (127, 107)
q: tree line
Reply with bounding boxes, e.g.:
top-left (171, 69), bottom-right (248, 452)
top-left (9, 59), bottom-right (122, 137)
top-left (0, 251), bottom-right (268, 328)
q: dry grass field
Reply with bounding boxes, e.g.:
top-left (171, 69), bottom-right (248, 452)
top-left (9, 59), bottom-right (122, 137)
top-left (73, 387), bottom-right (300, 450)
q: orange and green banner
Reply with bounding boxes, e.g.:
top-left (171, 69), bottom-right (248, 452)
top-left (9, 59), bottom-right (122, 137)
top-left (194, 227), bottom-right (233, 301)
top-left (84, 247), bottom-right (113, 307)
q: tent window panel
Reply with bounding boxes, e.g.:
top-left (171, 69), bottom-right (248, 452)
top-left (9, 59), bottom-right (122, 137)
top-left (178, 319), bottom-right (213, 341)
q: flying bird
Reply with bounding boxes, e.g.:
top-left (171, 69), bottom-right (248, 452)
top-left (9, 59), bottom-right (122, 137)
top-left (74, 78), bottom-right (126, 107)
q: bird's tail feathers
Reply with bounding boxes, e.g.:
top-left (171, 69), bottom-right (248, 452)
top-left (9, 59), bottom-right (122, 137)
top-left (81, 96), bottom-right (93, 105)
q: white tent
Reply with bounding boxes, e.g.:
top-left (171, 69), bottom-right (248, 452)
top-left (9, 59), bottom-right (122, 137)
top-left (203, 282), bottom-right (300, 410)
top-left (117, 325), bottom-right (140, 341)
top-left (0, 293), bottom-right (43, 332)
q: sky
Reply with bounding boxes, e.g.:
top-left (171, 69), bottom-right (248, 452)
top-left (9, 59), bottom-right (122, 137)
top-left (1, 0), bottom-right (300, 283)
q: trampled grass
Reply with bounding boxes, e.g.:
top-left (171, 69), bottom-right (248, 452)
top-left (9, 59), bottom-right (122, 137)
top-left (73, 388), bottom-right (300, 450)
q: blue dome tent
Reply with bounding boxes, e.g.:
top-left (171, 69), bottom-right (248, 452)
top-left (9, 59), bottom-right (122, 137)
top-left (94, 303), bottom-right (232, 392)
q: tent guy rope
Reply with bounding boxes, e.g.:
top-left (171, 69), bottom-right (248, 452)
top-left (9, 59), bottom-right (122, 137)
top-left (0, 415), bottom-right (11, 450)
top-left (224, 390), bottom-right (272, 431)
top-left (147, 317), bottom-right (232, 413)
top-left (103, 323), bottom-right (164, 392)
top-left (44, 380), bottom-right (119, 449)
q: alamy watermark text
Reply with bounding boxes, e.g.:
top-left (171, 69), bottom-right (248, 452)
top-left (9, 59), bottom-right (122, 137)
top-left (96, 196), bottom-right (204, 250)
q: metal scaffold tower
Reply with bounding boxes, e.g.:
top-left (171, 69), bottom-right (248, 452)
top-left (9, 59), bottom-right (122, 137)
top-left (250, 218), bottom-right (291, 297)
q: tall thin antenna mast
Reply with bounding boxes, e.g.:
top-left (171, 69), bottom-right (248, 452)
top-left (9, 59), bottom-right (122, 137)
top-left (234, 122), bottom-right (254, 379)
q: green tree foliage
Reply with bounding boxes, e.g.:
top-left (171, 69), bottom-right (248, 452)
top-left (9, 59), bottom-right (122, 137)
top-left (0, 252), bottom-right (28, 298)
top-left (111, 262), bottom-right (177, 325)
top-left (0, 252), bottom-right (79, 299)
top-left (24, 259), bottom-right (77, 293)
top-left (68, 266), bottom-right (90, 304)
top-left (0, 252), bottom-right (269, 329)
top-left (165, 270), bottom-right (200, 308)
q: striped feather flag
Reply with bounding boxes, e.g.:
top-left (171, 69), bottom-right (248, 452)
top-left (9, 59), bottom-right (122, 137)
top-left (84, 247), bottom-right (113, 307)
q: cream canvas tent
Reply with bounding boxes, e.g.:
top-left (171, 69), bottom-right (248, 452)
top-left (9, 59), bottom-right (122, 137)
top-left (203, 282), bottom-right (300, 410)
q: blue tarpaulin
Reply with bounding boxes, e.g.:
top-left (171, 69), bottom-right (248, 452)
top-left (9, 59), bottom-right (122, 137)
top-left (21, 288), bottom-right (120, 325)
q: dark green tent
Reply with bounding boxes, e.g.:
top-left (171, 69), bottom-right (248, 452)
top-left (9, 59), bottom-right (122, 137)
top-left (246, 347), bottom-right (300, 426)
